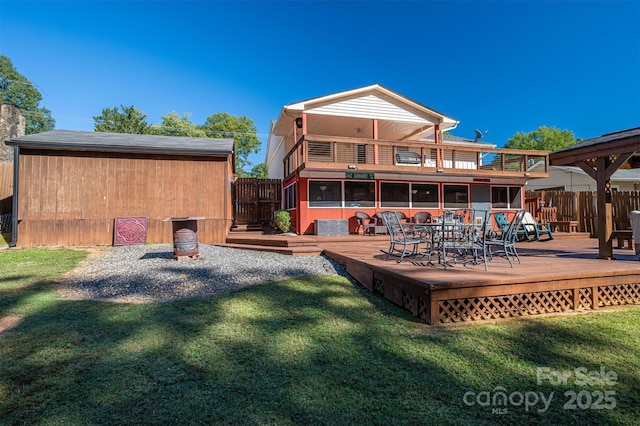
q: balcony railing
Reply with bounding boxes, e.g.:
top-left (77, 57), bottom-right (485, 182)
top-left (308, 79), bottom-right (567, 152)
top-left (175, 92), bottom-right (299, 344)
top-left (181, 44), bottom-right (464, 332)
top-left (283, 134), bottom-right (549, 179)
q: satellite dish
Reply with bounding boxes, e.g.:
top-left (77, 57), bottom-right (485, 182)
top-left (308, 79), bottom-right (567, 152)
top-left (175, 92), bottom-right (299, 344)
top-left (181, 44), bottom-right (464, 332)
top-left (474, 129), bottom-right (483, 141)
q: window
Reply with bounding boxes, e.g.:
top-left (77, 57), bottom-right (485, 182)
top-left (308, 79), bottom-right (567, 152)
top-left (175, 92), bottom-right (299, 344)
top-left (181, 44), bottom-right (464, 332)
top-left (443, 184), bottom-right (469, 209)
top-left (381, 182), bottom-right (409, 207)
top-left (284, 183), bottom-right (296, 210)
top-left (491, 186), bottom-right (522, 209)
top-left (411, 183), bottom-right (439, 208)
top-left (309, 180), bottom-right (342, 207)
top-left (345, 181), bottom-right (375, 207)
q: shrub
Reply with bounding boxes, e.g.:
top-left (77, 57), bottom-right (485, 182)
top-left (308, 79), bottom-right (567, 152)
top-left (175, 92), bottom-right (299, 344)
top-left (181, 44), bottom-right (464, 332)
top-left (272, 209), bottom-right (291, 233)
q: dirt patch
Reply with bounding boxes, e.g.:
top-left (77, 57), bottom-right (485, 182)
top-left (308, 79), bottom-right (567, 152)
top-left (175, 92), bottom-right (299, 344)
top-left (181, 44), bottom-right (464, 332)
top-left (62, 246), bottom-right (109, 280)
top-left (0, 315), bottom-right (21, 336)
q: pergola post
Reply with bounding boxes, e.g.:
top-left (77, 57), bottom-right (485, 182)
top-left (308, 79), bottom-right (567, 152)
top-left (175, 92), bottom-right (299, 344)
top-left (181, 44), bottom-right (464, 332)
top-left (596, 156), bottom-right (613, 259)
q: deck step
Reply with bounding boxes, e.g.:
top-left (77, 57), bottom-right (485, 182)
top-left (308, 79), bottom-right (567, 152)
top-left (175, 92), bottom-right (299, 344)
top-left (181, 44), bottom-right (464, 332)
top-left (230, 224), bottom-right (264, 233)
top-left (226, 235), bottom-right (320, 248)
top-left (216, 243), bottom-right (323, 256)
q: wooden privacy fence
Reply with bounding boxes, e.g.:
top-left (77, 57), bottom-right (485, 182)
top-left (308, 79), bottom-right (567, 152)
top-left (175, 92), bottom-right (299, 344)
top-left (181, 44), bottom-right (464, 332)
top-left (525, 190), bottom-right (640, 235)
top-left (232, 178), bottom-right (282, 225)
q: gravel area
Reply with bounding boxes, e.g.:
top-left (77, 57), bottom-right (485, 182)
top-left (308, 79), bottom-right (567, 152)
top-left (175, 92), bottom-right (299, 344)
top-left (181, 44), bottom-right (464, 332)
top-left (60, 244), bottom-right (351, 303)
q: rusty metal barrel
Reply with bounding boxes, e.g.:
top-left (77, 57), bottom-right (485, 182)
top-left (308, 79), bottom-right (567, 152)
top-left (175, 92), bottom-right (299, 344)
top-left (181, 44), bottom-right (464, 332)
top-left (173, 221), bottom-right (199, 257)
top-left (165, 217), bottom-right (205, 259)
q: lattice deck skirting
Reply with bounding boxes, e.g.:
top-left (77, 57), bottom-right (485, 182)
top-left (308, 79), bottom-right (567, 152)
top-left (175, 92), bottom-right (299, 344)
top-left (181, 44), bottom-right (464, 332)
top-left (437, 283), bottom-right (640, 324)
top-left (331, 248), bottom-right (640, 326)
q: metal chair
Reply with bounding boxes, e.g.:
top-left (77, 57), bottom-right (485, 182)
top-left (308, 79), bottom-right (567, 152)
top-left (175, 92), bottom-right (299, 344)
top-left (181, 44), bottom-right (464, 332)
top-left (485, 209), bottom-right (526, 267)
top-left (380, 211), bottom-right (432, 263)
top-left (438, 209), bottom-right (489, 270)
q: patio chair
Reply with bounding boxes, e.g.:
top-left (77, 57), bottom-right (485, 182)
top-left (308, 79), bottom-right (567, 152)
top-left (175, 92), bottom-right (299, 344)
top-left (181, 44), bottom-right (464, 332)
top-left (375, 211), bottom-right (410, 226)
top-left (354, 211), bottom-right (375, 235)
top-left (485, 209), bottom-right (526, 268)
top-left (438, 209), bottom-right (489, 270)
top-left (413, 211), bottom-right (432, 224)
top-left (396, 211), bottom-right (411, 223)
top-left (493, 212), bottom-right (511, 233)
top-left (374, 211), bottom-right (387, 225)
top-left (380, 211), bottom-right (432, 263)
top-left (517, 211), bottom-right (554, 241)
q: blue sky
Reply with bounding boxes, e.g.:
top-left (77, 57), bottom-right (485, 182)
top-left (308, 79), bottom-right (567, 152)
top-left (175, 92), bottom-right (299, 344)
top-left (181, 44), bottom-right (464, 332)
top-left (1, 1), bottom-right (639, 169)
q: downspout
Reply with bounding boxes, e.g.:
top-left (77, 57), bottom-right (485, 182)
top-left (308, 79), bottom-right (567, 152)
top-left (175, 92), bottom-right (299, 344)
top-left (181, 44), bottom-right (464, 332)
top-left (9, 145), bottom-right (18, 247)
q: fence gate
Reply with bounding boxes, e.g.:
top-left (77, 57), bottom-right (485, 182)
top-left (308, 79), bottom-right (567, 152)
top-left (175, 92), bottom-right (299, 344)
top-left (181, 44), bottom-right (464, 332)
top-left (232, 178), bottom-right (282, 225)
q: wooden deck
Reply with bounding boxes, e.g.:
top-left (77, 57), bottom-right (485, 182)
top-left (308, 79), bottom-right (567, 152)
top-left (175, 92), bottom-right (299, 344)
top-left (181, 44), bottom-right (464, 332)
top-left (223, 232), bottom-right (640, 324)
top-left (322, 236), bottom-right (640, 324)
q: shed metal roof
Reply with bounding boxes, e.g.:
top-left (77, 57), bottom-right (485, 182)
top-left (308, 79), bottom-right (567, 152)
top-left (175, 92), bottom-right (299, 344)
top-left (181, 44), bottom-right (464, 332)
top-left (5, 130), bottom-right (234, 156)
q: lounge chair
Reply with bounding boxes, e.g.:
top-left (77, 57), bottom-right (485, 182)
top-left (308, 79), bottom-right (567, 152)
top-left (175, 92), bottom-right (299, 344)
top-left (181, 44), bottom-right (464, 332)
top-left (517, 211), bottom-right (554, 241)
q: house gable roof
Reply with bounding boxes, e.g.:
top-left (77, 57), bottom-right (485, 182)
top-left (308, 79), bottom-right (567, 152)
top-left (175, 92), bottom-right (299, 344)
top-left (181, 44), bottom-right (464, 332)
top-left (272, 84), bottom-right (459, 139)
top-left (6, 130), bottom-right (234, 156)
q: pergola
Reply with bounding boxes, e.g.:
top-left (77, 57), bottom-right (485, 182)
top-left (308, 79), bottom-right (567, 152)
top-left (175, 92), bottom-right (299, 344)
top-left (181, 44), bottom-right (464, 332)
top-left (549, 127), bottom-right (640, 259)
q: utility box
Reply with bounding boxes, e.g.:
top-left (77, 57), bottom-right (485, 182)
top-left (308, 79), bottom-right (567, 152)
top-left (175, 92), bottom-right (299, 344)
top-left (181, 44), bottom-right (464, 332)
top-left (315, 219), bottom-right (349, 236)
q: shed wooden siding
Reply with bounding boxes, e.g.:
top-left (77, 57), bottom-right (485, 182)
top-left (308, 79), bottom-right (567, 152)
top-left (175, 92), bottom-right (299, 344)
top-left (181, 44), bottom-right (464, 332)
top-left (16, 149), bottom-right (232, 247)
top-left (0, 162), bottom-right (13, 213)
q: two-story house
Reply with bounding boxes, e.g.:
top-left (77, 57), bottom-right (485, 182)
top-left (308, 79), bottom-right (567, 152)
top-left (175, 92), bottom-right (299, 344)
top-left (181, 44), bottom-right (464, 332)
top-left (265, 85), bottom-right (549, 235)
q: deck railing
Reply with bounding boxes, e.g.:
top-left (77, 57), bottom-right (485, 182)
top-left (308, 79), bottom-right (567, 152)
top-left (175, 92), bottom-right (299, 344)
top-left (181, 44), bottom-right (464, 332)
top-left (283, 134), bottom-right (548, 179)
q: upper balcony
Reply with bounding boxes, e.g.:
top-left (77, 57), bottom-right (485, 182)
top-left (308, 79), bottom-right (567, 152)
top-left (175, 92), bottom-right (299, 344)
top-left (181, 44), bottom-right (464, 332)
top-left (283, 134), bottom-right (549, 180)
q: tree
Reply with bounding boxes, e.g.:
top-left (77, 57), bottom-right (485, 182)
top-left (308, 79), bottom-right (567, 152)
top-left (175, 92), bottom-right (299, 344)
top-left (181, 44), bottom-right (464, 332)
top-left (93, 105), bottom-right (150, 134)
top-left (505, 125), bottom-right (581, 152)
top-left (149, 111), bottom-right (206, 137)
top-left (92, 106), bottom-right (263, 176)
top-left (0, 55), bottom-right (55, 134)
top-left (201, 113), bottom-right (261, 174)
top-left (249, 163), bottom-right (268, 178)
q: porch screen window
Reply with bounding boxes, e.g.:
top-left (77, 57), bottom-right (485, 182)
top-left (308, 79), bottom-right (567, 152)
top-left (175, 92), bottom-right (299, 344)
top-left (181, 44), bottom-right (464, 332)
top-left (443, 184), bottom-right (469, 209)
top-left (491, 186), bottom-right (522, 209)
top-left (309, 180), bottom-right (342, 207)
top-left (411, 183), bottom-right (439, 208)
top-left (380, 182), bottom-right (409, 208)
top-left (284, 183), bottom-right (296, 210)
top-left (345, 181), bottom-right (375, 207)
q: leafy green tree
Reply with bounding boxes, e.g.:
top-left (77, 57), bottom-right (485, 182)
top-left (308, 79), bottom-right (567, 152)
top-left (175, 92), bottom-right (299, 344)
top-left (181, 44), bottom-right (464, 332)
top-left (249, 163), bottom-right (268, 178)
top-left (149, 111), bottom-right (206, 137)
top-left (0, 55), bottom-right (55, 134)
top-left (506, 125), bottom-right (581, 152)
top-left (201, 113), bottom-right (261, 173)
top-left (92, 106), bottom-right (263, 176)
top-left (93, 105), bottom-right (150, 134)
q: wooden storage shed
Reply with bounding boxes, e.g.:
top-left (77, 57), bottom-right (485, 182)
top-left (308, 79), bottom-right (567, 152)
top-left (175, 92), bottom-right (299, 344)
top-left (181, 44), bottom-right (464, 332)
top-left (5, 130), bottom-right (235, 247)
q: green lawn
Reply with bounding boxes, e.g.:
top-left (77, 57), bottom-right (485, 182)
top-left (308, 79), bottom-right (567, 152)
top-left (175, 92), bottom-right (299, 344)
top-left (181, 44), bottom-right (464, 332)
top-left (1, 248), bottom-right (639, 425)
